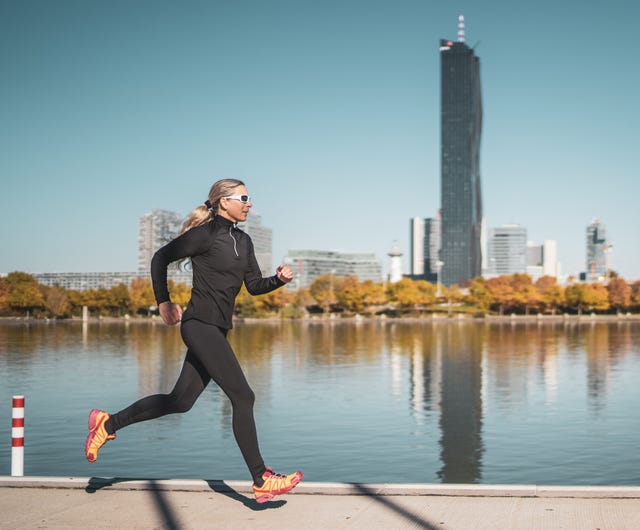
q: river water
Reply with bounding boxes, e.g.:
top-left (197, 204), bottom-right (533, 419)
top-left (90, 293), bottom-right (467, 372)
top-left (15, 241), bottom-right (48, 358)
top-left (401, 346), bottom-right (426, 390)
top-left (1, 318), bottom-right (639, 485)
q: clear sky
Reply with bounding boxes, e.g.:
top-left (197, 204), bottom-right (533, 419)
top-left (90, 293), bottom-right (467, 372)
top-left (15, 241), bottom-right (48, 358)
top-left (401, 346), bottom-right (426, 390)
top-left (2, 0), bottom-right (638, 281)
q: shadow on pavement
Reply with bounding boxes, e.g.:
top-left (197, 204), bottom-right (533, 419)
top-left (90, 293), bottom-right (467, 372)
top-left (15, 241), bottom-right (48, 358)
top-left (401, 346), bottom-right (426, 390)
top-left (85, 476), bottom-right (132, 492)
top-left (206, 480), bottom-right (287, 511)
top-left (85, 477), bottom-right (285, 517)
top-left (353, 483), bottom-right (441, 530)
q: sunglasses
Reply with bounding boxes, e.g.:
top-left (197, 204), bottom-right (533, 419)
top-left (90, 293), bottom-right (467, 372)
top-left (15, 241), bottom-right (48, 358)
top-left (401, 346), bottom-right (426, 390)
top-left (224, 195), bottom-right (251, 204)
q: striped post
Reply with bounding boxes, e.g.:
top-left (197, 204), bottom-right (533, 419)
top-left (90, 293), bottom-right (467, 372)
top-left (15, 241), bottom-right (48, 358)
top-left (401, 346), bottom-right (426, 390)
top-left (12, 396), bottom-right (25, 477)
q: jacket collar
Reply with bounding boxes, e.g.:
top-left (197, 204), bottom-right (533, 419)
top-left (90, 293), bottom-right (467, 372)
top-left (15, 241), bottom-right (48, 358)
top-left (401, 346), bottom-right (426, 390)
top-left (213, 215), bottom-right (236, 229)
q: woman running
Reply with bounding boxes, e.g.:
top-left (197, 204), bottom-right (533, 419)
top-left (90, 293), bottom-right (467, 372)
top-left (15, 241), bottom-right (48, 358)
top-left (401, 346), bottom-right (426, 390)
top-left (85, 178), bottom-right (302, 503)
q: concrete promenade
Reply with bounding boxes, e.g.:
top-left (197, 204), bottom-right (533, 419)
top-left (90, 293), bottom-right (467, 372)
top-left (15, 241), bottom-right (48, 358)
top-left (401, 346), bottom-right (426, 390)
top-left (1, 477), bottom-right (639, 530)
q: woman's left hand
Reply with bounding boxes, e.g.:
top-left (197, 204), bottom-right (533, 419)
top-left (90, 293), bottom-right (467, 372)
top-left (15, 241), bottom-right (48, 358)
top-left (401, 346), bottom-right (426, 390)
top-left (276, 264), bottom-right (294, 283)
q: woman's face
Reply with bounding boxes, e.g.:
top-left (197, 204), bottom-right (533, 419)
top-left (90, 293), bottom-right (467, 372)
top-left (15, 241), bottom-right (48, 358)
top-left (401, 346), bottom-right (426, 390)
top-left (217, 185), bottom-right (252, 223)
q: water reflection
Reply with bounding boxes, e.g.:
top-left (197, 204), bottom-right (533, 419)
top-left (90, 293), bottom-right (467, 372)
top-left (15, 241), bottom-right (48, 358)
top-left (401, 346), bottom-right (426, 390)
top-left (1, 319), bottom-right (639, 484)
top-left (430, 323), bottom-right (484, 483)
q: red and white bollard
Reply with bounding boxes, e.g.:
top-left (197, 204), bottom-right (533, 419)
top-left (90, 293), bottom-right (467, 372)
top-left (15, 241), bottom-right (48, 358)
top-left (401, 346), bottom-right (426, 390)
top-left (12, 396), bottom-right (25, 477)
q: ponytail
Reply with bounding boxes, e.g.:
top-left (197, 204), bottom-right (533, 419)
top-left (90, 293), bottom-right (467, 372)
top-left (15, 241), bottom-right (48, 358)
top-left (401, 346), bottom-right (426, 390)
top-left (179, 204), bottom-right (212, 235)
top-left (179, 178), bottom-right (245, 235)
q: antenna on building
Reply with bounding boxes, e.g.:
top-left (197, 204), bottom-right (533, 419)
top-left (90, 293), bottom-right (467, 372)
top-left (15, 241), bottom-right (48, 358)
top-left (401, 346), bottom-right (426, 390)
top-left (458, 15), bottom-right (465, 43)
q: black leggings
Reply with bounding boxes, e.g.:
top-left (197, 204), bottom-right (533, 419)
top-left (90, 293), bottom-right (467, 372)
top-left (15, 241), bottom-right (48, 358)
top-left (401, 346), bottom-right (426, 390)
top-left (106, 319), bottom-right (266, 484)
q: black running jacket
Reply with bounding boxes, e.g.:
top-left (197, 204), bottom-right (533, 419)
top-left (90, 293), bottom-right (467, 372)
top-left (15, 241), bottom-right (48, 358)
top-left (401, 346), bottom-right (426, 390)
top-left (151, 215), bottom-right (284, 329)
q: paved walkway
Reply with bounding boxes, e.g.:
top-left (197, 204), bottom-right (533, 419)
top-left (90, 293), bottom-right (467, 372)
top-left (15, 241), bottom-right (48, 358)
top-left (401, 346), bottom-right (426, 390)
top-left (1, 477), bottom-right (639, 530)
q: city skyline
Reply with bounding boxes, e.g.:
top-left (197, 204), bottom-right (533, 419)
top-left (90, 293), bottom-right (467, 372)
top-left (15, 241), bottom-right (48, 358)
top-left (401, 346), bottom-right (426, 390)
top-left (1, 1), bottom-right (639, 280)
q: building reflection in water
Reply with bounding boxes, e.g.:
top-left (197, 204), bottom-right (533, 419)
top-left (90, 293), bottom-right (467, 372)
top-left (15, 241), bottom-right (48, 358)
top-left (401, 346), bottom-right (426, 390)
top-left (387, 320), bottom-right (485, 483)
top-left (435, 322), bottom-right (484, 483)
top-left (381, 319), bottom-right (637, 484)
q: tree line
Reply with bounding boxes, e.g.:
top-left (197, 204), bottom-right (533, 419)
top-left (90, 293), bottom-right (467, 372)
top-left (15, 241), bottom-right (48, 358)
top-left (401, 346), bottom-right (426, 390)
top-left (1, 271), bottom-right (640, 319)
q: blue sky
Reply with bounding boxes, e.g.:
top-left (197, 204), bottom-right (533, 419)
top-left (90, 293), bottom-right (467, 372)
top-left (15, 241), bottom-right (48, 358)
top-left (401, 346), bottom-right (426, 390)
top-left (1, 0), bottom-right (638, 281)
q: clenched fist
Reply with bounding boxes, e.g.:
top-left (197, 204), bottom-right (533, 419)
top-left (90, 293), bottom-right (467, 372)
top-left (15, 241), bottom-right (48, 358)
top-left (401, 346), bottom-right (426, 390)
top-left (276, 264), bottom-right (294, 284)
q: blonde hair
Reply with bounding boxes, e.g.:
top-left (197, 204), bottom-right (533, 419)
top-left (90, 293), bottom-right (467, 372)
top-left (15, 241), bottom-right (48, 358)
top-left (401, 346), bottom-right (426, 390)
top-left (180, 179), bottom-right (245, 234)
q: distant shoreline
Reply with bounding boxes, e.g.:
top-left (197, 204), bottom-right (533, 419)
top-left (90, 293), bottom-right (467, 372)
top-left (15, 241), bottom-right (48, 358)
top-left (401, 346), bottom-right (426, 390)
top-left (1, 313), bottom-right (640, 325)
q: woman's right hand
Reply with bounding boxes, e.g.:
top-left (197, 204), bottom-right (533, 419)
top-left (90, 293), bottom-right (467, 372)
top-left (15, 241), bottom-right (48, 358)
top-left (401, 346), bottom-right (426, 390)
top-left (159, 301), bottom-right (183, 326)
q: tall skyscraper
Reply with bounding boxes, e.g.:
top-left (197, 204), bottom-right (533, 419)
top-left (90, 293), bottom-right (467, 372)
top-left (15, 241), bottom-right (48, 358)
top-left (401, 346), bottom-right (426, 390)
top-left (586, 219), bottom-right (608, 281)
top-left (487, 224), bottom-right (527, 276)
top-left (439, 16), bottom-right (483, 286)
top-left (138, 209), bottom-right (183, 273)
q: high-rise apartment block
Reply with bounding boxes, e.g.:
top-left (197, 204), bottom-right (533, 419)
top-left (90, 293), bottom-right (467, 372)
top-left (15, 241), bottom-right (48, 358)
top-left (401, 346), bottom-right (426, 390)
top-left (439, 16), bottom-right (483, 286)
top-left (586, 219), bottom-right (608, 281)
top-left (138, 209), bottom-right (183, 273)
top-left (238, 211), bottom-right (273, 277)
top-left (487, 224), bottom-right (527, 276)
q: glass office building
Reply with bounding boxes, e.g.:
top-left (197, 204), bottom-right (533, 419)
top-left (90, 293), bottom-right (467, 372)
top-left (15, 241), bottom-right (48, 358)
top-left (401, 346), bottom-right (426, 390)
top-left (439, 17), bottom-right (483, 286)
top-left (487, 225), bottom-right (527, 276)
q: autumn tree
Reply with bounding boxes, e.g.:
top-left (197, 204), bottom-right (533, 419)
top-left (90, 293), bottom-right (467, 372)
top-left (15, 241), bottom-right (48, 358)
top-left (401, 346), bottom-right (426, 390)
top-left (43, 285), bottom-right (70, 318)
top-left (535, 276), bottom-right (564, 314)
top-left (257, 287), bottom-right (292, 315)
top-left (129, 278), bottom-right (155, 315)
top-left (168, 280), bottom-right (192, 308)
top-left (442, 283), bottom-right (464, 316)
top-left (590, 283), bottom-right (610, 313)
top-left (467, 277), bottom-right (491, 314)
top-left (415, 280), bottom-right (437, 308)
top-left (310, 274), bottom-right (338, 314)
top-left (104, 284), bottom-right (134, 316)
top-left (335, 276), bottom-right (366, 314)
top-left (386, 278), bottom-right (421, 311)
top-left (292, 288), bottom-right (315, 311)
top-left (607, 277), bottom-right (631, 313)
top-left (565, 283), bottom-right (609, 315)
top-left (564, 283), bottom-right (588, 315)
top-left (81, 289), bottom-right (104, 315)
top-left (485, 276), bottom-right (514, 315)
top-left (281, 287), bottom-right (314, 318)
top-left (0, 277), bottom-right (8, 314)
top-left (234, 285), bottom-right (259, 317)
top-left (631, 281), bottom-right (640, 311)
top-left (66, 289), bottom-right (87, 316)
top-left (360, 280), bottom-right (386, 314)
top-left (509, 275), bottom-right (541, 315)
top-left (3, 272), bottom-right (45, 316)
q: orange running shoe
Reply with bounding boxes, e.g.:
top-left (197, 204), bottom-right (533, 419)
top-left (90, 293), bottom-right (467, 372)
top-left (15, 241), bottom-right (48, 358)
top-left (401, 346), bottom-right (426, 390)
top-left (253, 467), bottom-right (303, 504)
top-left (85, 409), bottom-right (116, 463)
